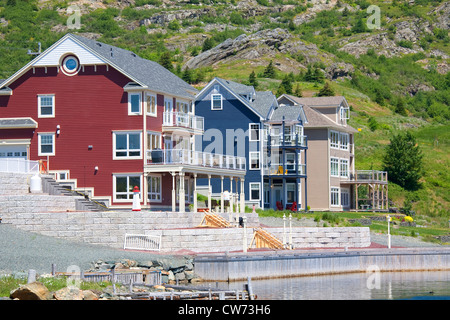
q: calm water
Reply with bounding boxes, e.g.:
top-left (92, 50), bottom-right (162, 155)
top-left (213, 271), bottom-right (450, 300)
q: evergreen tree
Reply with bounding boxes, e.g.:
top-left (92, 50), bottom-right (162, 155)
top-left (317, 82), bottom-right (335, 97)
top-left (394, 97), bottom-right (407, 116)
top-left (294, 83), bottom-right (303, 97)
top-left (248, 70), bottom-right (258, 89)
top-left (352, 17), bottom-right (367, 34)
top-left (280, 75), bottom-right (293, 94)
top-left (159, 52), bottom-right (173, 72)
top-left (382, 131), bottom-right (424, 191)
top-left (202, 37), bottom-right (215, 52)
top-left (182, 67), bottom-right (193, 84)
top-left (263, 60), bottom-right (276, 78)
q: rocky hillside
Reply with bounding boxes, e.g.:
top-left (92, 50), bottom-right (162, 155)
top-left (0, 0), bottom-right (449, 216)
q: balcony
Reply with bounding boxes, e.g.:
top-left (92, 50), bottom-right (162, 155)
top-left (147, 149), bottom-right (246, 171)
top-left (263, 163), bottom-right (306, 177)
top-left (265, 133), bottom-right (307, 148)
top-left (162, 112), bottom-right (204, 133)
top-left (342, 170), bottom-right (388, 184)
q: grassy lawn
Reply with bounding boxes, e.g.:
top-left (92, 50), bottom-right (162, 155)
top-left (0, 275), bottom-right (112, 297)
top-left (250, 206), bottom-right (449, 243)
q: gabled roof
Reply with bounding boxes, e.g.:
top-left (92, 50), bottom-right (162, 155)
top-left (0, 33), bottom-right (198, 100)
top-left (283, 95), bottom-right (349, 109)
top-left (268, 104), bottom-right (305, 123)
top-left (278, 94), bottom-right (357, 133)
top-left (197, 77), bottom-right (276, 120)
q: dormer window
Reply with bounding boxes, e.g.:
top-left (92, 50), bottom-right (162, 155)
top-left (340, 106), bottom-right (349, 124)
top-left (211, 94), bottom-right (222, 110)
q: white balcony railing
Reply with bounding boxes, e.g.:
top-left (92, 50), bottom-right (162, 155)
top-left (147, 149), bottom-right (246, 171)
top-left (162, 112), bottom-right (204, 131)
top-left (263, 163), bottom-right (306, 176)
top-left (0, 158), bottom-right (40, 174)
top-left (266, 133), bottom-right (307, 147)
top-left (349, 170), bottom-right (388, 183)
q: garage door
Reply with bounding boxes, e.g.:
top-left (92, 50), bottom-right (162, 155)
top-left (0, 145), bottom-right (27, 159)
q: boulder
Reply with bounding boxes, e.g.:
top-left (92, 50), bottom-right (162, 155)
top-left (53, 286), bottom-right (84, 300)
top-left (10, 282), bottom-right (52, 300)
top-left (82, 290), bottom-right (99, 301)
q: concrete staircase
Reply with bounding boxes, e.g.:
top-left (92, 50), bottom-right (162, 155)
top-left (0, 172), bottom-right (102, 219)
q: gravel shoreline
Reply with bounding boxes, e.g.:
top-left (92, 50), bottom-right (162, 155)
top-left (0, 217), bottom-right (446, 275)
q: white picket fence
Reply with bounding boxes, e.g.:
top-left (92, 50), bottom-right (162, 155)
top-left (123, 234), bottom-right (162, 251)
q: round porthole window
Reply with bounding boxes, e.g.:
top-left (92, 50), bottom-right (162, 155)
top-left (61, 55), bottom-right (80, 76)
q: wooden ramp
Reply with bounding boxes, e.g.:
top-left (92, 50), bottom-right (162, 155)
top-left (197, 213), bottom-right (232, 228)
top-left (249, 228), bottom-right (288, 250)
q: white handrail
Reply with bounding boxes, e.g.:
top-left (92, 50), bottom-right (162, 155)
top-left (162, 112), bottom-right (204, 131)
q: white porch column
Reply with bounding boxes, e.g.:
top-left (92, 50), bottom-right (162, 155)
top-left (234, 178), bottom-right (239, 225)
top-left (240, 177), bottom-right (245, 214)
top-left (220, 176), bottom-right (224, 214)
top-left (229, 177), bottom-right (234, 215)
top-left (179, 172), bottom-right (185, 213)
top-left (171, 172), bottom-right (176, 212)
top-left (208, 174), bottom-right (212, 211)
top-left (193, 173), bottom-right (198, 213)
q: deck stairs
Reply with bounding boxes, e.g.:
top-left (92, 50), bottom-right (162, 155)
top-left (249, 227), bottom-right (289, 250)
top-left (197, 212), bottom-right (232, 228)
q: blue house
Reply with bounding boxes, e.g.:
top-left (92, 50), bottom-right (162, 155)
top-left (195, 77), bottom-right (307, 211)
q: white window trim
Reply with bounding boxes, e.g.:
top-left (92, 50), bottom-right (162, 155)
top-left (37, 94), bottom-right (55, 118)
top-left (340, 133), bottom-right (349, 151)
top-left (128, 92), bottom-right (142, 115)
top-left (147, 131), bottom-right (162, 150)
top-left (211, 94), bottom-right (223, 110)
top-left (330, 130), bottom-right (339, 149)
top-left (145, 92), bottom-right (157, 117)
top-left (147, 174), bottom-right (162, 203)
top-left (38, 132), bottom-right (55, 156)
top-left (249, 182), bottom-right (261, 201)
top-left (331, 187), bottom-right (340, 207)
top-left (113, 174), bottom-right (142, 203)
top-left (113, 131), bottom-right (143, 160)
top-left (340, 158), bottom-right (349, 178)
top-left (330, 157), bottom-right (339, 177)
top-left (249, 123), bottom-right (260, 142)
top-left (249, 151), bottom-right (260, 170)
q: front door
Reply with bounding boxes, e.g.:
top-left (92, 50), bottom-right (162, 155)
top-left (272, 184), bottom-right (283, 209)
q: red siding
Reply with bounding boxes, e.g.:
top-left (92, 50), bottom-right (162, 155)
top-left (1, 65), bottom-right (144, 205)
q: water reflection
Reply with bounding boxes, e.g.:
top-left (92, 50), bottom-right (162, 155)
top-left (213, 271), bottom-right (450, 300)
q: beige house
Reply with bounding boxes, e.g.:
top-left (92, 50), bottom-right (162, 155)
top-left (277, 94), bottom-right (388, 212)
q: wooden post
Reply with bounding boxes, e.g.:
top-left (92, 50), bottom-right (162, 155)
top-left (208, 175), bottom-right (212, 211)
top-left (221, 176), bottom-right (224, 214)
top-left (240, 177), bottom-right (245, 214)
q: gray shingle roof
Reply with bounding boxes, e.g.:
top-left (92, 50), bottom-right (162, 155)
top-left (279, 94), bottom-right (357, 133)
top-left (70, 34), bottom-right (198, 99)
top-left (214, 78), bottom-right (275, 119)
top-left (269, 104), bottom-right (304, 122)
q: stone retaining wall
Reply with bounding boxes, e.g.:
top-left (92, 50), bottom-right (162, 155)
top-left (1, 210), bottom-right (369, 252)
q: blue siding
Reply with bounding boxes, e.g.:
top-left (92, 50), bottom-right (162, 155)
top-left (195, 82), bottom-right (262, 203)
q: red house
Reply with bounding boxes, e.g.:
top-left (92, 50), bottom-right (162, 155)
top-left (0, 33), bottom-right (245, 210)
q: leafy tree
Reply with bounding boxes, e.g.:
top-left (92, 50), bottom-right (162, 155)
top-left (317, 81), bottom-right (335, 96)
top-left (248, 71), bottom-right (258, 89)
top-left (351, 17), bottom-right (368, 34)
top-left (382, 132), bottom-right (424, 191)
top-left (368, 116), bottom-right (379, 131)
top-left (263, 60), bottom-right (276, 78)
